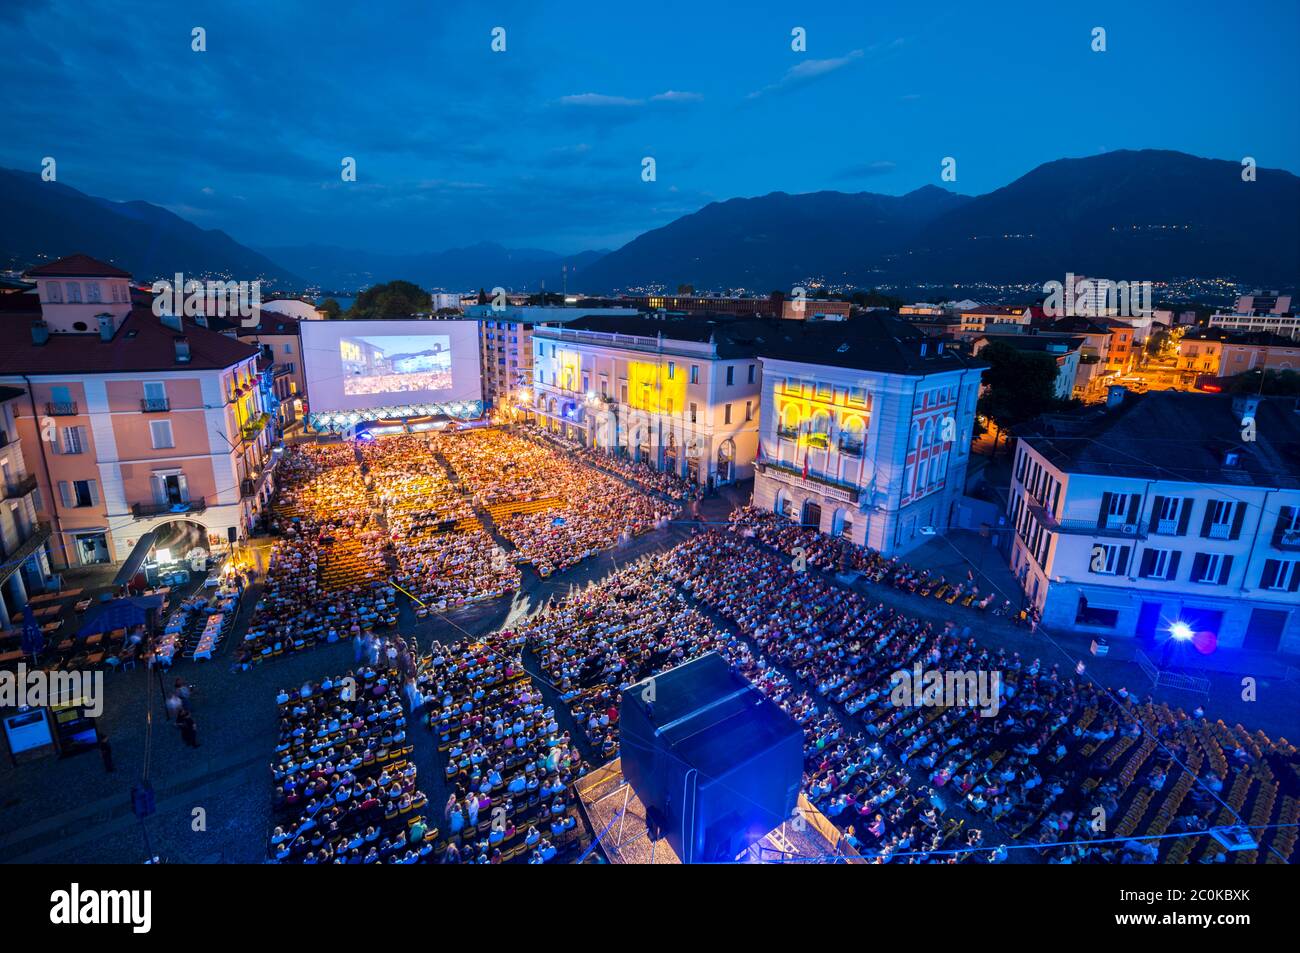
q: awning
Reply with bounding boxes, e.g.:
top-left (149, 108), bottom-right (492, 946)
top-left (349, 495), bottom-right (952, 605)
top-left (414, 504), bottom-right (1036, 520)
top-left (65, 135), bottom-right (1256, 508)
top-left (1079, 589), bottom-right (1137, 611)
top-left (111, 530), bottom-right (157, 589)
top-left (77, 594), bottom-right (165, 638)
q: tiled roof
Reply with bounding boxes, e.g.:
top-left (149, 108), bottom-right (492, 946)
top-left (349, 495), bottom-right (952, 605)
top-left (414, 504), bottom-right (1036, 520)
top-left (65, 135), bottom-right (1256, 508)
top-left (0, 306), bottom-right (259, 375)
top-left (236, 312), bottom-right (302, 336)
top-left (23, 254), bottom-right (132, 279)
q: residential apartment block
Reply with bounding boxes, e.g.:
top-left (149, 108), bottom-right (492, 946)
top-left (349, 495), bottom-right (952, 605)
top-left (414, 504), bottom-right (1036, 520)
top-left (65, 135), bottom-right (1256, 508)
top-left (1009, 391), bottom-right (1300, 652)
top-left (0, 384), bottom-right (54, 629)
top-left (530, 313), bottom-right (763, 486)
top-left (0, 255), bottom-right (277, 569)
top-left (753, 315), bottom-right (985, 555)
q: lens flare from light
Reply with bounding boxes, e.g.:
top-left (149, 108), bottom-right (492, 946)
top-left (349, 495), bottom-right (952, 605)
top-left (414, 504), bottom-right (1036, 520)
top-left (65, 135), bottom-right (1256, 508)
top-left (1169, 621), bottom-right (1194, 642)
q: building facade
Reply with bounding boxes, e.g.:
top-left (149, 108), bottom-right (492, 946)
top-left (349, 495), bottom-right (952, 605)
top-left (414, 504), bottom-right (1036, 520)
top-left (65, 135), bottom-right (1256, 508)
top-left (0, 255), bottom-right (276, 569)
top-left (238, 313), bottom-right (307, 431)
top-left (751, 317), bottom-right (985, 556)
top-left (0, 385), bottom-right (55, 628)
top-left (1008, 392), bottom-right (1300, 653)
top-left (530, 314), bottom-right (763, 486)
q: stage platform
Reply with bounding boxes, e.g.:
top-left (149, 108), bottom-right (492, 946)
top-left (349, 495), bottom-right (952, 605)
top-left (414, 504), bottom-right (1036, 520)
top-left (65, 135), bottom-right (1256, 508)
top-left (575, 759), bottom-right (863, 864)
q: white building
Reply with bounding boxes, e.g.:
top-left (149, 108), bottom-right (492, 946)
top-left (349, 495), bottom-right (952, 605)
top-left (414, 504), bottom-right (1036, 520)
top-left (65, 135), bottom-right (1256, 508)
top-left (752, 315), bottom-right (985, 555)
top-left (1209, 293), bottom-right (1299, 340)
top-left (531, 314), bottom-right (763, 486)
top-left (1009, 391), bottom-right (1300, 653)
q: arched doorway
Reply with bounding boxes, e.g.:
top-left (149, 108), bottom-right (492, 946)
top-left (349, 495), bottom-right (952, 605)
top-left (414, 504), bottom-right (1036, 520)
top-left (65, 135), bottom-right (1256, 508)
top-left (716, 438), bottom-right (735, 484)
top-left (802, 499), bottom-right (823, 530)
top-left (775, 488), bottom-right (792, 519)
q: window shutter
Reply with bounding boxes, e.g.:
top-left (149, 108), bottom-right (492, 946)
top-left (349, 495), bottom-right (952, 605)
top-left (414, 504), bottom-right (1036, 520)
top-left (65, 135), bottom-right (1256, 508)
top-left (1176, 498), bottom-right (1192, 536)
top-left (1260, 559), bottom-right (1280, 589)
top-left (1274, 506), bottom-right (1295, 546)
top-left (87, 481), bottom-right (100, 506)
top-left (1139, 549), bottom-right (1156, 577)
top-left (1097, 492), bottom-right (1112, 528)
top-left (1290, 564), bottom-right (1300, 593)
top-left (58, 480), bottom-right (72, 508)
top-left (1199, 501), bottom-right (1215, 538)
top-left (1116, 546), bottom-right (1130, 576)
top-left (1126, 494), bottom-right (1141, 525)
top-left (1150, 495), bottom-right (1166, 526)
top-left (1217, 555), bottom-right (1233, 585)
top-left (1191, 552), bottom-right (1208, 582)
top-left (1229, 502), bottom-right (1247, 540)
top-left (178, 474), bottom-right (189, 502)
top-left (153, 476), bottom-right (167, 504)
top-left (1166, 551), bottom-right (1181, 580)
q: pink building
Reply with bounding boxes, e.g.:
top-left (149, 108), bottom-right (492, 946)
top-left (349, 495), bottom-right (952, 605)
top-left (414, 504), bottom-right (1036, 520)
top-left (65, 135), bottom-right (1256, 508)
top-left (0, 255), bottom-right (277, 571)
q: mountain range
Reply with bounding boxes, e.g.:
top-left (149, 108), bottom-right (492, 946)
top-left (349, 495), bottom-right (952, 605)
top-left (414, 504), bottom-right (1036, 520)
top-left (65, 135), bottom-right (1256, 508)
top-left (2, 150), bottom-right (1296, 296)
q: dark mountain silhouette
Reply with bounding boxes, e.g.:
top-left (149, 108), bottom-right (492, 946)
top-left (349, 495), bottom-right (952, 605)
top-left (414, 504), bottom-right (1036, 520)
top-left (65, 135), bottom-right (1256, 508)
top-left (0, 167), bottom-right (302, 287)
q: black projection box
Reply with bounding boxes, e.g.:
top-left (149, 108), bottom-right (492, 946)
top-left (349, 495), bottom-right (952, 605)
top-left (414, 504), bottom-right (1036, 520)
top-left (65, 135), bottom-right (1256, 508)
top-left (619, 651), bottom-right (804, 864)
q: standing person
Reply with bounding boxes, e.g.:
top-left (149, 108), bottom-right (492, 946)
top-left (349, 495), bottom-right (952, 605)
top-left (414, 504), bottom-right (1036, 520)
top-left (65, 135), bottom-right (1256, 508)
top-left (174, 678), bottom-right (192, 713)
top-left (177, 709), bottom-right (200, 748)
top-left (165, 691), bottom-right (183, 721)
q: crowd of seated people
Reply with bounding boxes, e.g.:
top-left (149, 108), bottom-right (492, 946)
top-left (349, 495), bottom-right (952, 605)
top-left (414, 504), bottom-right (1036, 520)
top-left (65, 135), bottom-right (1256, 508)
top-left (665, 528), bottom-right (1298, 863)
top-left (359, 434), bottom-right (520, 609)
top-left (728, 506), bottom-right (1008, 614)
top-left (236, 444), bottom-right (393, 668)
top-left (521, 426), bottom-right (702, 502)
top-left (269, 668), bottom-right (435, 863)
top-left (525, 555), bottom-right (727, 760)
top-left (434, 429), bottom-right (664, 576)
top-left (416, 632), bottom-right (588, 863)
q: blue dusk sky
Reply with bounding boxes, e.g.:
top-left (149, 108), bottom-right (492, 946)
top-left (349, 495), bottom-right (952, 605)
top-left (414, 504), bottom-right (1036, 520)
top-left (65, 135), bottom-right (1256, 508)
top-left (1, 0), bottom-right (1296, 255)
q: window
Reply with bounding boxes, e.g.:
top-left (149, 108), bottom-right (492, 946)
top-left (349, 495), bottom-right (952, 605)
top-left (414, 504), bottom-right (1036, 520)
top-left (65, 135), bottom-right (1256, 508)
top-left (1190, 552), bottom-right (1232, 584)
top-left (61, 426), bottom-right (86, 455)
top-left (47, 282), bottom-right (62, 303)
top-left (66, 282), bottom-right (82, 303)
top-left (86, 282), bottom-right (101, 303)
top-left (150, 420), bottom-right (174, 449)
top-left (1260, 559), bottom-right (1300, 591)
top-left (726, 366), bottom-right (735, 386)
top-left (745, 400), bottom-right (753, 422)
top-left (1203, 499), bottom-right (1237, 539)
top-left (688, 402), bottom-right (698, 423)
top-left (1138, 548), bottom-right (1180, 580)
top-left (724, 403), bottom-right (732, 425)
top-left (747, 364), bottom-right (756, 384)
top-left (1075, 596), bottom-right (1118, 629)
top-left (59, 479), bottom-right (99, 508)
top-left (1089, 543), bottom-right (1130, 576)
top-left (1152, 496), bottom-right (1186, 535)
top-left (690, 365), bottom-right (699, 384)
top-left (667, 362), bottom-right (676, 379)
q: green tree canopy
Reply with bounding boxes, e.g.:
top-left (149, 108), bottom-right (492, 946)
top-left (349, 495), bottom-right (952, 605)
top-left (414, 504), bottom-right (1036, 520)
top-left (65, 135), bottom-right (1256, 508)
top-left (347, 280), bottom-right (431, 317)
top-left (1226, 369), bottom-right (1300, 396)
top-left (976, 341), bottom-right (1063, 428)
top-left (317, 297), bottom-right (342, 318)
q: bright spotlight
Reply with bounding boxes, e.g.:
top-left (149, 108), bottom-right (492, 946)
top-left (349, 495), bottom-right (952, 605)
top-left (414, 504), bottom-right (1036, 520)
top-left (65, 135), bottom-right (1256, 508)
top-left (1169, 621), bottom-right (1194, 642)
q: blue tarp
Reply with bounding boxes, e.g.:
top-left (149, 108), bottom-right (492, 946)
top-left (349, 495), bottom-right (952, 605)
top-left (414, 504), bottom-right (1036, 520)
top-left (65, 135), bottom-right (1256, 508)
top-left (76, 594), bottom-right (164, 638)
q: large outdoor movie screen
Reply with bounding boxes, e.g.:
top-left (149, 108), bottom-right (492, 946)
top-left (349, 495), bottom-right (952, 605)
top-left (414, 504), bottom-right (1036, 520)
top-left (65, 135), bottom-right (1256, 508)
top-left (300, 318), bottom-right (482, 412)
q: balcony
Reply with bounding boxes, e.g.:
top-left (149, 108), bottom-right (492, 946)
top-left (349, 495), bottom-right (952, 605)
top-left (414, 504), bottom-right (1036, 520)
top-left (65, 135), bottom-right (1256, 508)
top-left (756, 460), bottom-right (860, 505)
top-left (46, 401), bottom-right (78, 416)
top-left (0, 522), bottom-right (51, 585)
top-left (240, 412), bottom-right (272, 442)
top-left (1055, 517), bottom-right (1148, 540)
top-left (140, 397), bottom-right (170, 413)
top-left (132, 498), bottom-right (208, 519)
top-left (4, 473), bottom-right (38, 500)
top-left (1276, 526), bottom-right (1300, 552)
top-left (776, 425), bottom-right (798, 441)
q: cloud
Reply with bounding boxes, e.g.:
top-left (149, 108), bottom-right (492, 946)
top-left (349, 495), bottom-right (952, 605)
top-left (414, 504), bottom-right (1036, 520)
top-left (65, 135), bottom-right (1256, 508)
top-left (557, 93), bottom-right (644, 107)
top-left (747, 50), bottom-right (864, 99)
top-left (650, 90), bottom-right (704, 103)
top-left (835, 160), bottom-right (896, 180)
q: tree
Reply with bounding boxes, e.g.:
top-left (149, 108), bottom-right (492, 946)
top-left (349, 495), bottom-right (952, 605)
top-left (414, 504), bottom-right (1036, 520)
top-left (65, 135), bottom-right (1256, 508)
top-left (317, 298), bottom-right (342, 319)
top-left (976, 341), bottom-right (1062, 431)
top-left (1145, 328), bottom-right (1172, 358)
top-left (347, 280), bottom-right (431, 317)
top-left (1226, 369), bottom-right (1300, 396)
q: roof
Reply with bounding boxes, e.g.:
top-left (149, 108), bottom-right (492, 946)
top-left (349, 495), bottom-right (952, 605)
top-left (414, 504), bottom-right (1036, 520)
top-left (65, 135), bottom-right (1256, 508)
top-left (757, 312), bottom-right (983, 375)
top-left (0, 384), bottom-right (26, 403)
top-left (0, 306), bottom-right (259, 375)
top-left (963, 304), bottom-right (1030, 316)
top-left (23, 254), bottom-right (132, 279)
top-left (1016, 392), bottom-right (1300, 489)
top-left (978, 334), bottom-right (1084, 354)
top-left (236, 312), bottom-right (302, 336)
top-left (1182, 327), bottom-right (1300, 348)
top-left (1043, 315), bottom-right (1116, 336)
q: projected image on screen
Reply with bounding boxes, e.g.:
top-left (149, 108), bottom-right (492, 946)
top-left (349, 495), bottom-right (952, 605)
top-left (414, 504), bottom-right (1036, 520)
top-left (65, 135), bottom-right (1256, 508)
top-left (340, 334), bottom-right (453, 396)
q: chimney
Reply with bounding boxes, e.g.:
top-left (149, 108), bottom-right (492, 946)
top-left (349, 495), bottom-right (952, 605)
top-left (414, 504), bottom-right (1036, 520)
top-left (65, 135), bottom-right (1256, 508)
top-left (174, 335), bottom-right (191, 363)
top-left (96, 312), bottom-right (115, 342)
top-left (31, 320), bottom-right (50, 346)
top-left (160, 312), bottom-right (183, 332)
top-left (1105, 385), bottom-right (1127, 409)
